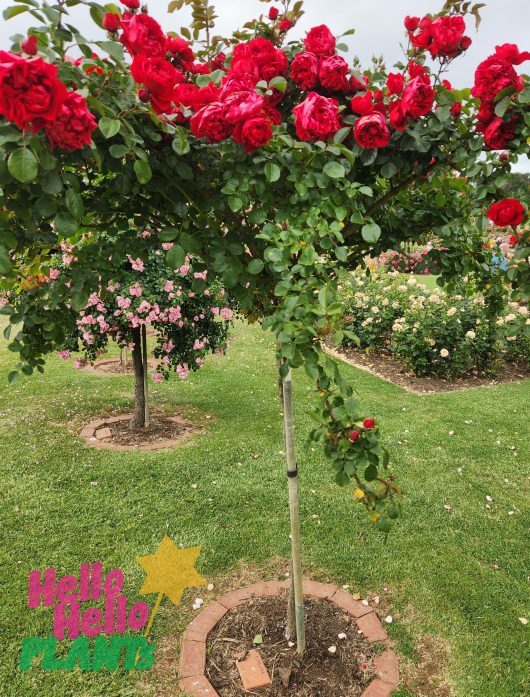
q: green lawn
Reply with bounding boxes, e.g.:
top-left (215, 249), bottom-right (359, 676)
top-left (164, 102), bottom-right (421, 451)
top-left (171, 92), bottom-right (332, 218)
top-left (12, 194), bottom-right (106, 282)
top-left (412, 274), bottom-right (439, 291)
top-left (1, 320), bottom-right (528, 697)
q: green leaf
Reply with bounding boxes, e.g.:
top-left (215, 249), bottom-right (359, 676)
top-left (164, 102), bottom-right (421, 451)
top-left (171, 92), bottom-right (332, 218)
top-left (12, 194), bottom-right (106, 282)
top-left (166, 244), bottom-right (186, 269)
top-left (361, 222), bottom-right (381, 243)
top-left (0, 246), bottom-right (11, 274)
top-left (40, 171), bottom-right (63, 194)
top-left (381, 161), bottom-right (397, 178)
top-left (96, 40), bottom-right (124, 62)
top-left (8, 370), bottom-right (18, 385)
top-left (228, 196), bottom-right (243, 212)
top-left (248, 258), bottom-right (264, 274)
top-left (265, 162), bottom-right (281, 182)
top-left (333, 127), bottom-right (351, 145)
top-left (98, 117), bottom-right (121, 139)
top-left (134, 159), bottom-right (152, 184)
top-left (172, 128), bottom-right (190, 156)
top-left (365, 464), bottom-right (378, 482)
top-left (3, 5), bottom-right (29, 20)
top-left (323, 161), bottom-right (345, 179)
top-left (65, 189), bottom-right (84, 219)
top-left (8, 148), bottom-right (38, 183)
top-left (109, 144), bottom-right (129, 158)
top-left (54, 212), bottom-right (78, 236)
top-left (335, 246), bottom-right (348, 262)
top-left (159, 228), bottom-right (179, 242)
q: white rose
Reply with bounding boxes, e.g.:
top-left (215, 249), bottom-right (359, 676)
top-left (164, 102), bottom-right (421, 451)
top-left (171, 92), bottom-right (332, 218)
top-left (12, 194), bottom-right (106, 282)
top-left (440, 349), bottom-right (450, 357)
top-left (465, 330), bottom-right (476, 339)
top-left (371, 306), bottom-right (380, 314)
top-left (447, 307), bottom-right (457, 317)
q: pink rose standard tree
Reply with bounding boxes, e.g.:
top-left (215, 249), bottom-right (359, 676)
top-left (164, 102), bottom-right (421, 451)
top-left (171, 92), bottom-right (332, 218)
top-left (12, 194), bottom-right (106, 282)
top-left (1, 0), bottom-right (530, 650)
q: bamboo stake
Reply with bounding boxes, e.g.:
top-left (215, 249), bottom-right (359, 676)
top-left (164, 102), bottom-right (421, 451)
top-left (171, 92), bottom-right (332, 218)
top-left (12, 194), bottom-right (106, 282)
top-left (281, 367), bottom-right (305, 653)
top-left (141, 324), bottom-right (149, 428)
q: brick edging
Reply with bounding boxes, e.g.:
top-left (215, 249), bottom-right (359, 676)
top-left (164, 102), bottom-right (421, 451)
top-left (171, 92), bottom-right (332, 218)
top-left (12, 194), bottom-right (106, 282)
top-left (178, 580), bottom-right (399, 696)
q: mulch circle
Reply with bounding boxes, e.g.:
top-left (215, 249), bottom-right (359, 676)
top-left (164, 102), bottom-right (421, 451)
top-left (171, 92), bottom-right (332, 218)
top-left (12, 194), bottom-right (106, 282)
top-left (81, 358), bottom-right (157, 376)
top-left (80, 413), bottom-right (199, 452)
top-left (179, 581), bottom-right (399, 697)
top-left (327, 343), bottom-right (530, 395)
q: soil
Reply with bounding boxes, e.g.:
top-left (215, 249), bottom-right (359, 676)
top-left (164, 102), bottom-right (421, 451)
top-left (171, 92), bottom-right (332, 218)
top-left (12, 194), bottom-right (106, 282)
top-left (82, 358), bottom-right (156, 376)
top-left (327, 343), bottom-right (530, 395)
top-left (206, 596), bottom-right (376, 697)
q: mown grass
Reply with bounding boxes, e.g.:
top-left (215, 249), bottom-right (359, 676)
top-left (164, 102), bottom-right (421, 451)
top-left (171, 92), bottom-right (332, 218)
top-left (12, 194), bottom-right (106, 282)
top-left (1, 319), bottom-right (528, 697)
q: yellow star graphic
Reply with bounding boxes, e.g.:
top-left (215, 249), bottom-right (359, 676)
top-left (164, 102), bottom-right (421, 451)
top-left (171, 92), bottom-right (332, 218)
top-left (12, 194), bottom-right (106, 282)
top-left (136, 534), bottom-right (206, 606)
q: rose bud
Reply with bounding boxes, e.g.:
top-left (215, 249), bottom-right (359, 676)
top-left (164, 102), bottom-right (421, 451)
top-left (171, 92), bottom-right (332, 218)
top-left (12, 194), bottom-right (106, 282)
top-left (349, 430), bottom-right (361, 442)
top-left (20, 35), bottom-right (38, 55)
top-left (404, 16), bottom-right (420, 32)
top-left (499, 152), bottom-right (509, 163)
top-left (363, 418), bottom-right (376, 429)
top-left (450, 102), bottom-right (462, 117)
top-left (279, 18), bottom-right (293, 31)
top-left (461, 36), bottom-right (472, 50)
top-left (103, 13), bottom-right (120, 32)
top-left (269, 6), bottom-right (279, 20)
top-left (138, 89), bottom-right (150, 102)
top-left (120, 0), bottom-right (140, 8)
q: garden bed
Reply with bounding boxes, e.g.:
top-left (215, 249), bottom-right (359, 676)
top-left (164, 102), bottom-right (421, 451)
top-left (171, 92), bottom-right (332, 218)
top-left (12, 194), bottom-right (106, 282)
top-left (81, 358), bottom-right (157, 376)
top-left (327, 343), bottom-right (530, 394)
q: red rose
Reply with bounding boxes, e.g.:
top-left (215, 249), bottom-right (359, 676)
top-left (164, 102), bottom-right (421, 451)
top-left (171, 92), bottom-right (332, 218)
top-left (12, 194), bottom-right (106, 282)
top-left (349, 430), bottom-right (360, 442)
top-left (346, 74), bottom-right (367, 94)
top-left (269, 7), bottom-right (279, 20)
top-left (494, 43), bottom-right (530, 66)
top-left (483, 116), bottom-right (517, 150)
top-left (233, 115), bottom-right (273, 152)
top-left (120, 0), bottom-right (140, 8)
top-left (166, 36), bottom-right (195, 69)
top-left (402, 76), bottom-right (434, 119)
top-left (190, 102), bottom-right (232, 143)
top-left (461, 37), bottom-right (472, 50)
top-left (20, 35), bottom-right (38, 56)
top-left (472, 56), bottom-right (522, 102)
top-left (233, 39), bottom-right (287, 82)
top-left (487, 198), bottom-right (525, 227)
top-left (290, 51), bottom-right (319, 91)
top-left (499, 152), bottom-right (509, 162)
top-left (103, 13), bottom-right (120, 32)
top-left (404, 16), bottom-right (420, 32)
top-left (279, 19), bottom-right (293, 32)
top-left (223, 90), bottom-right (265, 125)
top-left (442, 79), bottom-right (453, 90)
top-left (430, 15), bottom-right (468, 58)
top-left (44, 91), bottom-right (97, 152)
top-left (192, 62), bottom-right (210, 74)
top-left (131, 55), bottom-right (182, 95)
top-left (508, 234), bottom-right (520, 246)
top-left (211, 52), bottom-right (226, 71)
top-left (354, 112), bottom-right (390, 149)
top-left (408, 16), bottom-right (433, 50)
top-left (363, 418), bottom-right (376, 429)
top-left (350, 91), bottom-right (373, 115)
top-left (319, 55), bottom-right (349, 92)
top-left (450, 102), bottom-right (462, 117)
top-left (0, 53), bottom-right (67, 132)
top-left (386, 72), bottom-right (404, 96)
top-left (388, 100), bottom-right (409, 131)
top-left (408, 61), bottom-right (430, 83)
top-left (120, 14), bottom-right (166, 57)
top-left (304, 25), bottom-right (336, 57)
top-left (292, 91), bottom-right (341, 141)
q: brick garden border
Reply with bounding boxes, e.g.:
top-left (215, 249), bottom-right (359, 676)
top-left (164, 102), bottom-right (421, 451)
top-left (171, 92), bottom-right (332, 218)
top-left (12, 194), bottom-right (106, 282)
top-left (179, 580), bottom-right (399, 697)
top-left (80, 414), bottom-right (197, 452)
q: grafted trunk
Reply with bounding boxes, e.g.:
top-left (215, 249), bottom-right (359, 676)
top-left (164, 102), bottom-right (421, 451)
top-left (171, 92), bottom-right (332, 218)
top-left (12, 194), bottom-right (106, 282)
top-left (130, 327), bottom-right (147, 431)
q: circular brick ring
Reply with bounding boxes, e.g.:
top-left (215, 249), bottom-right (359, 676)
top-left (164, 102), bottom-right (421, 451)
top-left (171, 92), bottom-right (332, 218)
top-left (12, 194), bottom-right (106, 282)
top-left (179, 580), bottom-right (399, 696)
top-left (80, 414), bottom-right (197, 452)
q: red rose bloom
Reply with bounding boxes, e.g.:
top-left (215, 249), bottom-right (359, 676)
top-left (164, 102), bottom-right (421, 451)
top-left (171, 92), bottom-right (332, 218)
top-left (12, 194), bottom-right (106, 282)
top-left (402, 76), bottom-right (434, 119)
top-left (386, 72), bottom-right (404, 96)
top-left (233, 39), bottom-right (287, 82)
top-left (269, 7), bottom-right (279, 20)
top-left (494, 43), bottom-right (530, 66)
top-left (363, 418), bottom-right (376, 429)
top-left (120, 0), bottom-right (140, 8)
top-left (508, 234), bottom-right (520, 245)
top-left (292, 91), bottom-right (341, 141)
top-left (279, 19), bottom-right (293, 32)
top-left (120, 14), bottom-right (166, 57)
top-left (223, 90), bottom-right (265, 125)
top-left (20, 35), bottom-right (38, 56)
top-left (233, 115), bottom-right (273, 152)
top-left (354, 112), bottom-right (390, 149)
top-left (211, 52), bottom-right (226, 71)
top-left (483, 116), bottom-right (517, 150)
top-left (166, 36), bottom-right (195, 69)
top-left (351, 91), bottom-right (373, 115)
top-left (346, 74), bottom-right (367, 94)
top-left (190, 102), bottom-right (232, 143)
top-left (408, 61), bottom-right (430, 83)
top-left (472, 56), bottom-right (522, 102)
top-left (0, 53), bottom-right (67, 132)
top-left (290, 51), bottom-right (319, 91)
top-left (349, 430), bottom-right (360, 442)
top-left (304, 25), bottom-right (336, 57)
top-left (430, 15), bottom-right (468, 58)
top-left (487, 198), bottom-right (525, 227)
top-left (450, 102), bottom-right (462, 117)
top-left (408, 16), bottom-right (433, 50)
top-left (388, 100), bottom-right (409, 131)
top-left (404, 16), bottom-right (420, 32)
top-left (44, 91), bottom-right (97, 152)
top-left (131, 55), bottom-right (182, 95)
top-left (319, 55), bottom-right (349, 91)
top-left (103, 13), bottom-right (120, 32)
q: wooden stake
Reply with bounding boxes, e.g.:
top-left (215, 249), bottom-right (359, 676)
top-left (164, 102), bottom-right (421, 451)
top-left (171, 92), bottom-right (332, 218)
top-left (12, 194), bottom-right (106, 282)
top-left (141, 324), bottom-right (149, 428)
top-left (281, 367), bottom-right (305, 653)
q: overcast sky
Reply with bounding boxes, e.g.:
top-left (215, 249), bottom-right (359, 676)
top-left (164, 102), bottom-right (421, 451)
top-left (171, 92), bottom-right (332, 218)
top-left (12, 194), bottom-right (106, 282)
top-left (1, 0), bottom-right (529, 169)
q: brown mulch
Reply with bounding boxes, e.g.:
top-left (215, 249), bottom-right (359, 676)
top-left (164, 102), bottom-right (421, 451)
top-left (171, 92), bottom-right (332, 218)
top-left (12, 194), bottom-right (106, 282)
top-left (206, 596), bottom-right (376, 697)
top-left (327, 343), bottom-right (530, 395)
top-left (99, 414), bottom-right (197, 447)
top-left (82, 358), bottom-right (156, 376)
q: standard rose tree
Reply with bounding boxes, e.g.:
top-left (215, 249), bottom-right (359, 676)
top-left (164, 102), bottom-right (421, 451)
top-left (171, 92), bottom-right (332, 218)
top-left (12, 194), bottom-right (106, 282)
top-left (1, 0), bottom-right (530, 652)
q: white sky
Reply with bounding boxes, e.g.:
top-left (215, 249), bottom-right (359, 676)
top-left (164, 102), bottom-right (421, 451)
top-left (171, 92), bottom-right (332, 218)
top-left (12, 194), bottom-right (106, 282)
top-left (1, 0), bottom-right (529, 169)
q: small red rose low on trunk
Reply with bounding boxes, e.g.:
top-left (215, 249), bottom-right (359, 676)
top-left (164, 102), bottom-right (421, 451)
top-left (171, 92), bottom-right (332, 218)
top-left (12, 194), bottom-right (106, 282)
top-left (487, 198), bottom-right (525, 227)
top-left (363, 418), bottom-right (376, 429)
top-left (349, 430), bottom-right (360, 442)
